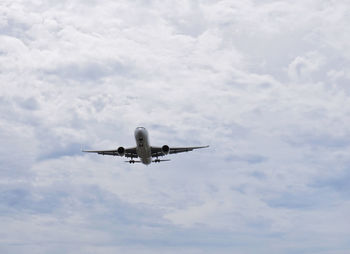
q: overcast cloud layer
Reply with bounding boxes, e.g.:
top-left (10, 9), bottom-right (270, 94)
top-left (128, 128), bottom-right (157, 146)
top-left (1, 0), bottom-right (350, 253)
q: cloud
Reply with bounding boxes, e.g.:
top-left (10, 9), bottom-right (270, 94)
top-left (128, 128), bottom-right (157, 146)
top-left (225, 154), bottom-right (267, 164)
top-left (287, 52), bottom-right (326, 82)
top-left (1, 0), bottom-right (350, 253)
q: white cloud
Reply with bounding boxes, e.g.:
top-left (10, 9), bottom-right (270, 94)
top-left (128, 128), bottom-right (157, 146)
top-left (287, 51), bottom-right (326, 82)
top-left (1, 0), bottom-right (350, 253)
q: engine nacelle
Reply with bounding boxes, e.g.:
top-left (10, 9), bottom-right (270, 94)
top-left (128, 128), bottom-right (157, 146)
top-left (117, 146), bottom-right (125, 156)
top-left (161, 145), bottom-right (170, 155)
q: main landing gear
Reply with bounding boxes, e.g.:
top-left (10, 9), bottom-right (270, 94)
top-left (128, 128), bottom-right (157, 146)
top-left (125, 159), bottom-right (141, 163)
top-left (125, 156), bottom-right (137, 164)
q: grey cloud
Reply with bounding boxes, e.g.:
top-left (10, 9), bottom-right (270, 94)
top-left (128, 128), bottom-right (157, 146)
top-left (0, 185), bottom-right (66, 215)
top-left (265, 191), bottom-right (331, 210)
top-left (311, 170), bottom-right (350, 197)
top-left (1, 0), bottom-right (350, 253)
top-left (162, 2), bottom-right (207, 37)
top-left (37, 142), bottom-right (83, 160)
top-left (0, 14), bottom-right (31, 40)
top-left (44, 61), bottom-right (134, 82)
top-left (0, 182), bottom-right (164, 226)
top-left (225, 154), bottom-right (268, 164)
top-left (284, 131), bottom-right (350, 149)
top-left (250, 171), bottom-right (266, 179)
top-left (0, 125), bottom-right (37, 178)
top-left (16, 97), bottom-right (39, 111)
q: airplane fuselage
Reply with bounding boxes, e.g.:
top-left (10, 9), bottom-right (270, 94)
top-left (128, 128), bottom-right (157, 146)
top-left (134, 127), bottom-right (152, 165)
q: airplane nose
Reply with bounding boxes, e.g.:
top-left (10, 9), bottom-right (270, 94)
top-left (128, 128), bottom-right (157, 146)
top-left (134, 128), bottom-right (143, 137)
top-left (135, 127), bottom-right (148, 140)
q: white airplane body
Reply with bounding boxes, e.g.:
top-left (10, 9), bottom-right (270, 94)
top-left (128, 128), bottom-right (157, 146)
top-left (83, 127), bottom-right (209, 165)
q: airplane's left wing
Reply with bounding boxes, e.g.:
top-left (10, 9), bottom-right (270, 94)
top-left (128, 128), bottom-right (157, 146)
top-left (151, 145), bottom-right (209, 157)
top-left (83, 147), bottom-right (137, 158)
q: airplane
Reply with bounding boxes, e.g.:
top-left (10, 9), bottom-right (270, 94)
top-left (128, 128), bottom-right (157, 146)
top-left (83, 127), bottom-right (209, 165)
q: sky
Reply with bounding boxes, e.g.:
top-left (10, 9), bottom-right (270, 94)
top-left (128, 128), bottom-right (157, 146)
top-left (1, 0), bottom-right (350, 253)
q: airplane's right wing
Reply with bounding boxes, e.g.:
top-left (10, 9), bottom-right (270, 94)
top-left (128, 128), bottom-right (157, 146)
top-left (169, 145), bottom-right (209, 154)
top-left (151, 145), bottom-right (209, 157)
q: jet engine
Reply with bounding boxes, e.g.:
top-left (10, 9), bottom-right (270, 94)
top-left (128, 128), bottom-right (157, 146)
top-left (161, 145), bottom-right (170, 155)
top-left (117, 146), bottom-right (125, 156)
